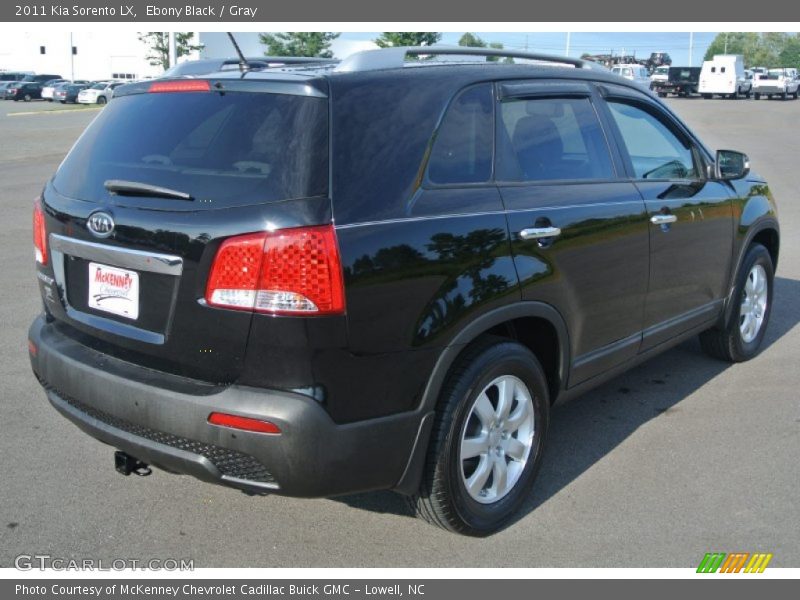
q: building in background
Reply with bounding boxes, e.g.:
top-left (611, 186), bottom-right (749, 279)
top-left (0, 31), bottom-right (201, 80)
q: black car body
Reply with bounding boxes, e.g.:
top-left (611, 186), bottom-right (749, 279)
top-left (29, 48), bottom-right (780, 534)
top-left (653, 66), bottom-right (702, 97)
top-left (7, 82), bottom-right (42, 101)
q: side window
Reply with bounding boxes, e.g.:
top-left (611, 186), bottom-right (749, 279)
top-left (711, 66), bottom-right (716, 73)
top-left (606, 101), bottom-right (699, 180)
top-left (497, 96), bottom-right (615, 182)
top-left (427, 84), bottom-right (493, 185)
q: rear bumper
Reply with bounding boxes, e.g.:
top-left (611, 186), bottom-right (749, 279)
top-left (28, 316), bottom-right (426, 497)
top-left (754, 85), bottom-right (788, 95)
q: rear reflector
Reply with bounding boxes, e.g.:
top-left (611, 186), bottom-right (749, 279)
top-left (205, 224), bottom-right (345, 316)
top-left (148, 80), bottom-right (211, 93)
top-left (33, 197), bottom-right (47, 265)
top-left (208, 412), bottom-right (281, 434)
top-left (28, 340), bottom-right (37, 357)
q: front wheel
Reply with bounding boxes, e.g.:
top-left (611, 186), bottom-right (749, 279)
top-left (781, 92), bottom-right (787, 100)
top-left (408, 339), bottom-right (549, 536)
top-left (97, 96), bottom-right (107, 105)
top-left (754, 92), bottom-right (761, 100)
top-left (700, 244), bottom-right (774, 362)
top-left (702, 93), bottom-right (712, 99)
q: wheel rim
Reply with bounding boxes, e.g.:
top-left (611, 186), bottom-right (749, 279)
top-left (740, 264), bottom-right (768, 343)
top-left (459, 375), bottom-right (535, 504)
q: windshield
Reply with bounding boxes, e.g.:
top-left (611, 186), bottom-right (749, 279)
top-left (655, 67), bottom-right (669, 75)
top-left (90, 83), bottom-right (105, 90)
top-left (53, 90), bottom-right (329, 209)
top-left (767, 69), bottom-right (785, 79)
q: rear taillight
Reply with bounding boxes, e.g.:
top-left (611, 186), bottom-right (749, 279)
top-left (208, 412), bottom-right (281, 434)
top-left (205, 224), bottom-right (345, 316)
top-left (149, 80), bottom-right (211, 93)
top-left (33, 197), bottom-right (47, 265)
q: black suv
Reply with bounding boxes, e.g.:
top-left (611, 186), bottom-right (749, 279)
top-left (29, 48), bottom-right (779, 535)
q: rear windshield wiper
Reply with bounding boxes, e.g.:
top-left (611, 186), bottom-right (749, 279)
top-left (104, 180), bottom-right (193, 201)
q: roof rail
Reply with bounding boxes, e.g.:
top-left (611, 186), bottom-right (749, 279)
top-left (335, 46), bottom-right (603, 73)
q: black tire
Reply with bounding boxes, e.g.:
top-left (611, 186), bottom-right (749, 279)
top-left (408, 338), bottom-right (550, 536)
top-left (658, 92), bottom-right (667, 98)
top-left (754, 92), bottom-right (761, 100)
top-left (97, 96), bottom-right (107, 105)
top-left (793, 91), bottom-right (799, 99)
top-left (702, 93), bottom-right (712, 99)
top-left (745, 90), bottom-right (751, 99)
top-left (781, 92), bottom-right (787, 100)
top-left (59, 100), bottom-right (65, 104)
top-left (700, 244), bottom-right (774, 363)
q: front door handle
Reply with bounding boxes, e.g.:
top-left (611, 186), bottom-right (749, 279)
top-left (519, 226), bottom-right (562, 241)
top-left (650, 214), bottom-right (678, 225)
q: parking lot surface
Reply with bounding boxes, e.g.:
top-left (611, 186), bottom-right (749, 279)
top-left (1, 96), bottom-right (798, 567)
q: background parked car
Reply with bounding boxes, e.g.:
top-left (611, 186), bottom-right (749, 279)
top-left (54, 83), bottom-right (90, 104)
top-left (649, 65), bottom-right (670, 89)
top-left (699, 54), bottom-right (751, 99)
top-left (77, 81), bottom-right (125, 105)
top-left (0, 81), bottom-right (20, 99)
top-left (41, 79), bottom-right (69, 101)
top-left (6, 82), bottom-right (43, 101)
top-left (611, 63), bottom-right (651, 88)
top-left (753, 68), bottom-right (799, 100)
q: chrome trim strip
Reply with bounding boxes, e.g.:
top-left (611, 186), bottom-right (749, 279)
top-left (49, 234), bottom-right (183, 276)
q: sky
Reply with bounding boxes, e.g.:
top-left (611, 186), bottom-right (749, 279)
top-left (202, 32), bottom-right (719, 67)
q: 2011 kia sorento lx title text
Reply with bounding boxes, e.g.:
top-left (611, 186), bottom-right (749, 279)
top-left (28, 47), bottom-right (779, 536)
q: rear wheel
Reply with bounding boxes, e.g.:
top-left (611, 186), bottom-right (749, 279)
top-left (754, 92), bottom-right (761, 100)
top-left (700, 244), bottom-right (774, 362)
top-left (409, 339), bottom-right (549, 535)
top-left (702, 93), bottom-right (712, 99)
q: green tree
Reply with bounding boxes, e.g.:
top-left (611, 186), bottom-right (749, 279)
top-left (457, 33), bottom-right (510, 62)
top-left (137, 32), bottom-right (203, 70)
top-left (375, 32), bottom-right (442, 48)
top-left (778, 34), bottom-right (800, 69)
top-left (702, 32), bottom-right (797, 67)
top-left (259, 32), bottom-right (340, 58)
top-left (458, 32), bottom-right (486, 48)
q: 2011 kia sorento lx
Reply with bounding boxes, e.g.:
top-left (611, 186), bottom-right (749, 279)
top-left (29, 47), bottom-right (779, 535)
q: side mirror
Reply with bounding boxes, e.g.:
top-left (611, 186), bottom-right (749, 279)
top-left (715, 149), bottom-right (750, 180)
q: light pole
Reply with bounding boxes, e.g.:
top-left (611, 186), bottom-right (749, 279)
top-left (689, 32), bottom-right (694, 67)
top-left (69, 32), bottom-right (74, 80)
top-left (565, 32), bottom-right (571, 57)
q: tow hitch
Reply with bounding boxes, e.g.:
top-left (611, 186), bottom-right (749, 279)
top-left (114, 451), bottom-right (152, 477)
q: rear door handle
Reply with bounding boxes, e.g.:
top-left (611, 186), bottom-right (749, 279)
top-left (519, 227), bottom-right (562, 240)
top-left (650, 214), bottom-right (677, 225)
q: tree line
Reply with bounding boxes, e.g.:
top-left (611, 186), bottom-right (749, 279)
top-left (705, 33), bottom-right (800, 68)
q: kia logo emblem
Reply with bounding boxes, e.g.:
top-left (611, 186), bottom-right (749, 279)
top-left (87, 212), bottom-right (115, 238)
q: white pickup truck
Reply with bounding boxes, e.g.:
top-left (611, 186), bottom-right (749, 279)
top-left (753, 68), bottom-right (799, 100)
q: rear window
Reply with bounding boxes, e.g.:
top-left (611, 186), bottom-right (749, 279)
top-left (54, 90), bottom-right (329, 208)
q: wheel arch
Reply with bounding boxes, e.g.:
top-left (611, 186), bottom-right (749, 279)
top-left (394, 302), bottom-right (570, 495)
top-left (720, 217), bottom-right (780, 328)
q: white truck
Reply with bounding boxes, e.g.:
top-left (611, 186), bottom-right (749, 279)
top-left (753, 68), bottom-right (799, 100)
top-left (699, 55), bottom-right (752, 99)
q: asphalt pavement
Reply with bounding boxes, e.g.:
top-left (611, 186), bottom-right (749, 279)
top-left (0, 95), bottom-right (798, 568)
